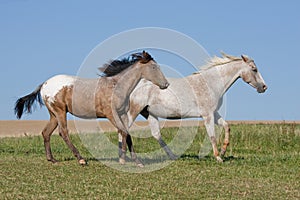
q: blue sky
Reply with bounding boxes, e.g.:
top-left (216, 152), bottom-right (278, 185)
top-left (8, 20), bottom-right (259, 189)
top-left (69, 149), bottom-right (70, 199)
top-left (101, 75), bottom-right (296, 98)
top-left (0, 0), bottom-right (299, 120)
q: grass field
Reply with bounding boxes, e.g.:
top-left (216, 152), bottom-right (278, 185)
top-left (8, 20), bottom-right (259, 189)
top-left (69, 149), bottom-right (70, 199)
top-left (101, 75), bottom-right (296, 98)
top-left (0, 123), bottom-right (299, 199)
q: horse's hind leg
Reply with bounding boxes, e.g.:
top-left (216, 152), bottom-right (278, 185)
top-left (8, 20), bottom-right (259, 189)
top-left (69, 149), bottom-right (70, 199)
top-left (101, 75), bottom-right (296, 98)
top-left (56, 111), bottom-right (86, 165)
top-left (148, 115), bottom-right (177, 160)
top-left (42, 113), bottom-right (58, 163)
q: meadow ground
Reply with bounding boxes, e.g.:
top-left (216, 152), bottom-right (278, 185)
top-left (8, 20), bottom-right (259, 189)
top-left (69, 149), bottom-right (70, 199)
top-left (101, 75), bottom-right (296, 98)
top-left (0, 121), bottom-right (299, 199)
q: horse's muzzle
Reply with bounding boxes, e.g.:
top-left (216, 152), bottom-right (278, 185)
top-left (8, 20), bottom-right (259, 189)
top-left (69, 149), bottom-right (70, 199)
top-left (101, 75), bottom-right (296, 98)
top-left (257, 84), bottom-right (267, 93)
top-left (160, 82), bottom-right (170, 89)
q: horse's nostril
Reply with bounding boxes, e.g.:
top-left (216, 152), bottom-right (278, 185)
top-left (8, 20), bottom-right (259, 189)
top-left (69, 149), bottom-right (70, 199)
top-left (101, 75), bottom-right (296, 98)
top-left (160, 82), bottom-right (169, 89)
top-left (263, 85), bottom-right (268, 91)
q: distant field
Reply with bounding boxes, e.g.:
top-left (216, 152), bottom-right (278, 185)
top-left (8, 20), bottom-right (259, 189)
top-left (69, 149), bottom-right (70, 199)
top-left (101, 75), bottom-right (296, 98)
top-left (0, 123), bottom-right (299, 199)
top-left (1, 120), bottom-right (300, 137)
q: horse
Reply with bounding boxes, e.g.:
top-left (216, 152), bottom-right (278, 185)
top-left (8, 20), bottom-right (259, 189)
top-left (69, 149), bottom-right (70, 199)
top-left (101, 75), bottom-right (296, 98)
top-left (119, 52), bottom-right (267, 162)
top-left (14, 51), bottom-right (169, 166)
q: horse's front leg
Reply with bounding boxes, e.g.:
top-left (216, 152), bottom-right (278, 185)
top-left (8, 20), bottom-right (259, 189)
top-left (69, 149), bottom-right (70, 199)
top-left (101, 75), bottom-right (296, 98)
top-left (120, 114), bottom-right (144, 167)
top-left (126, 134), bottom-right (144, 167)
top-left (118, 131), bottom-right (124, 158)
top-left (118, 130), bottom-right (143, 167)
top-left (110, 109), bottom-right (129, 165)
top-left (118, 129), bottom-right (128, 165)
top-left (204, 115), bottom-right (223, 162)
top-left (148, 114), bottom-right (177, 160)
top-left (214, 112), bottom-right (230, 157)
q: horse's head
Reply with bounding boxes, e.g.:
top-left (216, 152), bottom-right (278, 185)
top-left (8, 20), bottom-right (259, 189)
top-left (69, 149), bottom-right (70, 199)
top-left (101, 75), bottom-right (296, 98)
top-left (133, 51), bottom-right (169, 89)
top-left (240, 55), bottom-right (267, 93)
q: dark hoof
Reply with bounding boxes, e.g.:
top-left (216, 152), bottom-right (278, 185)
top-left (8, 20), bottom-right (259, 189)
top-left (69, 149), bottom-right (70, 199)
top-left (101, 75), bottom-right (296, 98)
top-left (48, 158), bottom-right (59, 163)
top-left (163, 146), bottom-right (177, 160)
top-left (169, 154), bottom-right (178, 160)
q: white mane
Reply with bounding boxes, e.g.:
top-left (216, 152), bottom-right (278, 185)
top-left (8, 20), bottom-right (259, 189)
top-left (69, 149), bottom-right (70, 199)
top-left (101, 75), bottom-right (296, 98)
top-left (194, 52), bottom-right (242, 74)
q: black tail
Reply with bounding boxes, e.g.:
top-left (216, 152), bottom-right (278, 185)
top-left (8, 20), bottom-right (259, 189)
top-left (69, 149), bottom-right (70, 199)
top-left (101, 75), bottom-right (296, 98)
top-left (14, 84), bottom-right (44, 119)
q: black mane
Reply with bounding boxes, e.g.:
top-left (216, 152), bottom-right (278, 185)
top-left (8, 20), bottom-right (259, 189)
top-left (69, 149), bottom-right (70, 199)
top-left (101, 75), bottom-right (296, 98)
top-left (99, 51), bottom-right (154, 77)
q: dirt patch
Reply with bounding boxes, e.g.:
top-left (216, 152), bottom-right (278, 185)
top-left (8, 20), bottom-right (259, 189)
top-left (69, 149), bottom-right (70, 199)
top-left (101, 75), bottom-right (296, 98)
top-left (0, 120), bottom-right (299, 138)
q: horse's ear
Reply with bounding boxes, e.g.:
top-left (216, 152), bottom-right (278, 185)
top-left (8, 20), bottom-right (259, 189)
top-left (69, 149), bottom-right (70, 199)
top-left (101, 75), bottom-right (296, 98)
top-left (143, 51), bottom-right (149, 58)
top-left (241, 55), bottom-right (249, 63)
top-left (140, 51), bottom-right (153, 64)
top-left (142, 51), bottom-right (149, 59)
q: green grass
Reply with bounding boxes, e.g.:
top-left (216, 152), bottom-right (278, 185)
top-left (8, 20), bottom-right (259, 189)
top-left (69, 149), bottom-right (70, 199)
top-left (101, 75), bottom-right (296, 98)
top-left (0, 124), bottom-right (299, 199)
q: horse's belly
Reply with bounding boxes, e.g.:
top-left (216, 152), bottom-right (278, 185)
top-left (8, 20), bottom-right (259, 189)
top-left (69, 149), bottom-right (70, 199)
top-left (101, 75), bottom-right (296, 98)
top-left (70, 108), bottom-right (101, 119)
top-left (148, 101), bottom-right (200, 119)
top-left (70, 97), bottom-right (107, 119)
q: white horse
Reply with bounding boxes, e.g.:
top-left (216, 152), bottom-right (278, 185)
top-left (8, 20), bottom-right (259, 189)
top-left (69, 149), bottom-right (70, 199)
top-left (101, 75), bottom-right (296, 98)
top-left (120, 53), bottom-right (267, 162)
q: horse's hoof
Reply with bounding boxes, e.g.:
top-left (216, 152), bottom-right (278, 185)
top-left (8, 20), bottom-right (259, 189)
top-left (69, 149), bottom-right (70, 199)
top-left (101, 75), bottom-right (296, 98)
top-left (119, 158), bottom-right (126, 165)
top-left (134, 159), bottom-right (144, 168)
top-left (48, 158), bottom-right (59, 163)
top-left (169, 154), bottom-right (178, 160)
top-left (136, 163), bottom-right (145, 168)
top-left (79, 159), bottom-right (87, 165)
top-left (216, 156), bottom-right (223, 162)
top-left (136, 163), bottom-right (144, 168)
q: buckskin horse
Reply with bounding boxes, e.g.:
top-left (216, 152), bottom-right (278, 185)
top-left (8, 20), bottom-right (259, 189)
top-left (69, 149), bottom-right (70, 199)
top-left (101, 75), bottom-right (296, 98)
top-left (14, 51), bottom-right (169, 166)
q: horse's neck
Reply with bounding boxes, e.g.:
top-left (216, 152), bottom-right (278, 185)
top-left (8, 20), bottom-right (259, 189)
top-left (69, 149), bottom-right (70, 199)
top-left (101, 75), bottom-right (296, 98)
top-left (114, 65), bottom-right (142, 98)
top-left (201, 61), bottom-right (242, 96)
